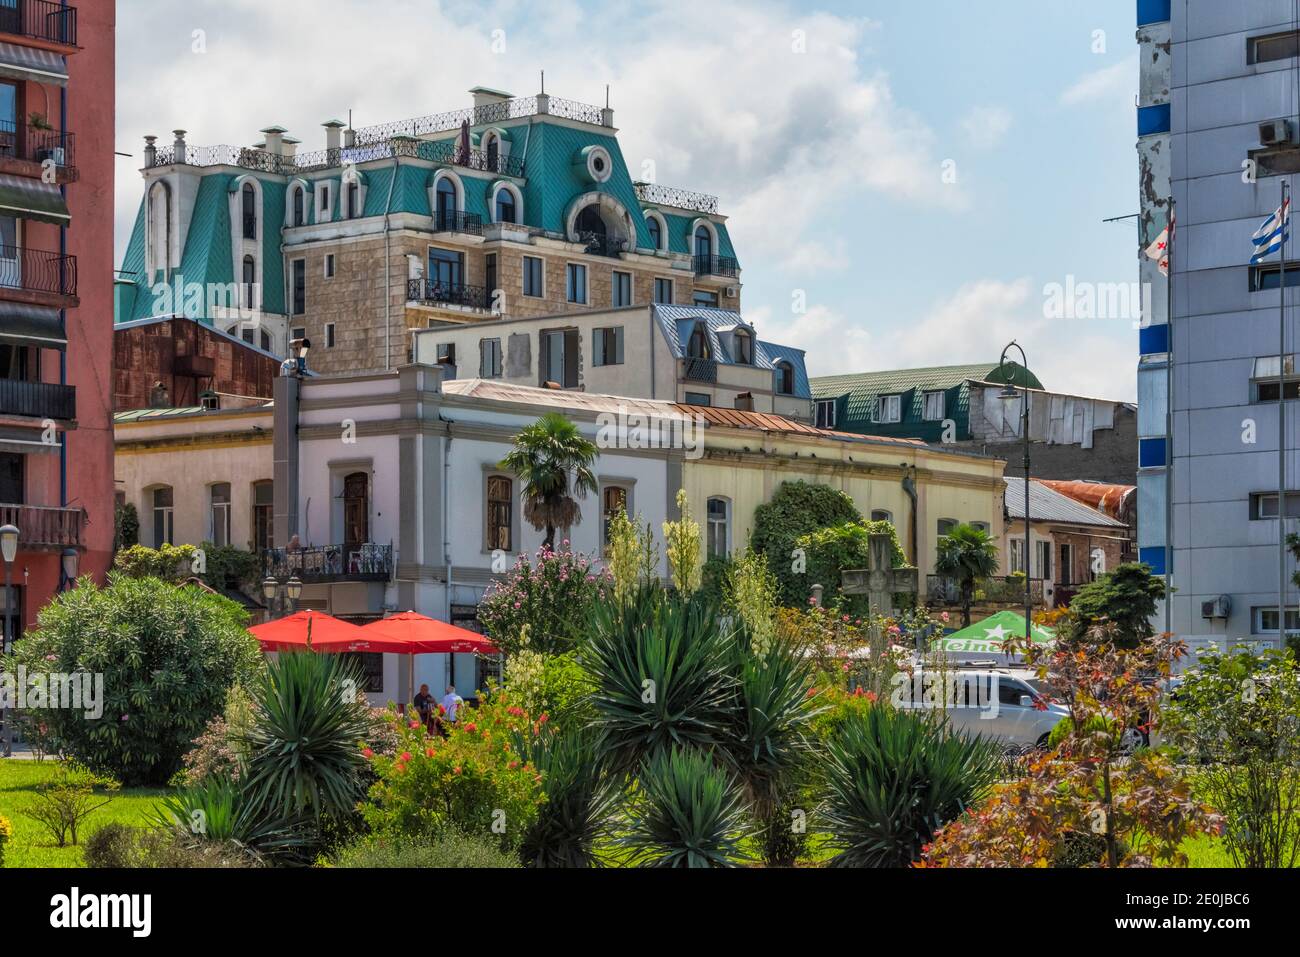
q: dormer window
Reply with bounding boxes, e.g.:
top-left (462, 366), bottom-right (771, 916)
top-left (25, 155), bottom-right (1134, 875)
top-left (241, 183), bottom-right (257, 239)
top-left (292, 186), bottom-right (305, 227)
top-left (695, 224), bottom-right (713, 260)
top-left (435, 177), bottom-right (458, 230)
top-left (493, 183), bottom-right (521, 225)
top-left (346, 180), bottom-right (360, 219)
top-left (647, 216), bottom-right (662, 250)
top-left (688, 322), bottom-right (710, 360)
top-left (775, 360), bottom-right (795, 396)
top-left (733, 329), bottom-right (753, 364)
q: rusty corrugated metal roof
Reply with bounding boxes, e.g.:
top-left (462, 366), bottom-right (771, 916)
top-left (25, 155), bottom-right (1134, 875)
top-left (1037, 480), bottom-right (1136, 520)
top-left (671, 403), bottom-right (926, 446)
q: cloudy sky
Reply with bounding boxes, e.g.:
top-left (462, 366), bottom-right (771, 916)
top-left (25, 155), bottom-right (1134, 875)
top-left (115, 0), bottom-right (1140, 400)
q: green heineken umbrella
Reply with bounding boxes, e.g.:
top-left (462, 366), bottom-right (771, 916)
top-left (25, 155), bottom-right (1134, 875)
top-left (934, 610), bottom-right (1055, 658)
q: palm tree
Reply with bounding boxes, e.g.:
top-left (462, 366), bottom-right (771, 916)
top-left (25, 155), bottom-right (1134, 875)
top-left (934, 523), bottom-right (999, 628)
top-left (499, 412), bottom-right (599, 550)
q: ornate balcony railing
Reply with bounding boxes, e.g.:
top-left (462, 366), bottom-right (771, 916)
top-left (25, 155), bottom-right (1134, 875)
top-left (683, 357), bottom-right (718, 383)
top-left (0, 245), bottom-right (78, 298)
top-left (0, 504), bottom-right (84, 550)
top-left (693, 255), bottom-right (740, 278)
top-left (0, 0), bottom-right (76, 46)
top-left (0, 378), bottom-right (75, 420)
top-left (926, 575), bottom-right (1046, 607)
top-left (263, 543), bottom-right (393, 584)
top-left (434, 209), bottom-right (483, 235)
top-left (634, 182), bottom-right (719, 215)
top-left (578, 231), bottom-right (627, 258)
top-left (407, 279), bottom-right (489, 311)
top-left (0, 120), bottom-right (75, 173)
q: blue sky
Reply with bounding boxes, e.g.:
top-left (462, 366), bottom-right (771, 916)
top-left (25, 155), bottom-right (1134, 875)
top-left (116, 0), bottom-right (1140, 399)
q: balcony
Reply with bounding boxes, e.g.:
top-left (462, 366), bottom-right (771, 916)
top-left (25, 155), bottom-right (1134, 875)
top-left (407, 279), bottom-right (489, 311)
top-left (0, 120), bottom-right (76, 180)
top-left (579, 231), bottom-right (627, 259)
top-left (926, 575), bottom-right (1046, 608)
top-left (634, 182), bottom-right (719, 215)
top-left (0, 1), bottom-right (77, 47)
top-left (693, 255), bottom-right (740, 278)
top-left (263, 543), bottom-right (393, 584)
top-left (0, 504), bottom-right (84, 551)
top-left (434, 209), bottom-right (483, 236)
top-left (683, 357), bottom-right (718, 384)
top-left (0, 377), bottom-right (75, 420)
top-left (0, 245), bottom-right (78, 305)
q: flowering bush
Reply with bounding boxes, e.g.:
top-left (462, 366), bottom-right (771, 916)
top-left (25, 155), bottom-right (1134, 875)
top-left (504, 650), bottom-right (595, 730)
top-left (361, 691), bottom-right (546, 850)
top-left (478, 546), bottom-right (613, 656)
top-left (0, 814), bottom-right (10, 867)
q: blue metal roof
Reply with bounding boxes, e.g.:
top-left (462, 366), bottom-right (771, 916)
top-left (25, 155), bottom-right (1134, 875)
top-left (652, 304), bottom-right (810, 399)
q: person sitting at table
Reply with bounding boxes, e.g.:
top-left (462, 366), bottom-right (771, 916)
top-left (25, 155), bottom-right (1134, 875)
top-left (413, 684), bottom-right (435, 721)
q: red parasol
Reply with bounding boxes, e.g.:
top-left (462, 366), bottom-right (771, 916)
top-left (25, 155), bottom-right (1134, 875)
top-left (250, 610), bottom-right (411, 654)
top-left (361, 611), bottom-right (499, 654)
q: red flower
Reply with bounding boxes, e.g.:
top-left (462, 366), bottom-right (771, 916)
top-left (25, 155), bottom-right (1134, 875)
top-left (453, 766), bottom-right (463, 775)
top-left (464, 722), bottom-right (478, 733)
top-left (361, 747), bottom-right (374, 758)
top-left (425, 748), bottom-right (436, 758)
top-left (400, 751), bottom-right (412, 763)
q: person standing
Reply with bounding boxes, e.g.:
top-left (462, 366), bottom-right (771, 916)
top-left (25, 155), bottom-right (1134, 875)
top-left (440, 685), bottom-right (463, 723)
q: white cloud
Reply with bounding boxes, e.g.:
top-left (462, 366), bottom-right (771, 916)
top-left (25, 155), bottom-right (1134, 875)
top-left (960, 106), bottom-right (1013, 150)
top-left (1059, 53), bottom-right (1138, 108)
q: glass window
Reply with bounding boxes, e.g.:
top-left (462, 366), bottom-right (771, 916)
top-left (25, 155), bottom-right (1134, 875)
top-left (1009, 538), bottom-right (1026, 575)
top-left (428, 248), bottom-right (464, 289)
top-left (253, 481), bottom-right (274, 553)
top-left (436, 178), bottom-right (457, 226)
top-left (210, 483), bottom-right (231, 547)
top-left (733, 331), bottom-right (753, 365)
top-left (242, 183), bottom-right (256, 239)
top-left (688, 323), bottom-right (709, 359)
top-left (325, 323), bottom-right (336, 348)
top-left (922, 391), bottom-right (946, 421)
top-left (707, 497), bottom-right (729, 558)
top-left (292, 186), bottom-right (305, 227)
top-left (875, 394), bottom-right (902, 424)
top-left (495, 188), bottom-right (516, 224)
top-left (566, 263), bottom-right (587, 304)
top-left (1036, 540), bottom-right (1053, 581)
top-left (937, 518), bottom-right (957, 538)
top-left (815, 399), bottom-right (836, 429)
top-left (684, 392), bottom-right (711, 407)
top-left (693, 290), bottom-right (719, 308)
top-left (602, 486), bottom-right (628, 545)
top-left (1249, 30), bottom-right (1300, 64)
top-left (242, 256), bottom-right (256, 309)
top-left (646, 216), bottom-right (662, 251)
top-left (292, 259), bottom-right (306, 315)
top-left (523, 256), bottom-right (543, 297)
top-left (320, 184), bottom-right (331, 220)
top-left (1251, 491), bottom-right (1300, 518)
top-left (695, 225), bottom-right (713, 260)
top-left (654, 278), bottom-right (674, 305)
top-left (487, 476), bottom-right (513, 551)
top-left (1255, 607), bottom-right (1300, 634)
top-left (871, 509), bottom-right (893, 524)
top-left (480, 338), bottom-right (503, 378)
top-left (0, 81), bottom-right (15, 131)
top-left (775, 361), bottom-right (795, 396)
top-left (346, 181), bottom-right (360, 219)
top-left (612, 271), bottom-right (632, 307)
top-left (152, 487), bottom-right (174, 549)
top-left (325, 254), bottom-right (335, 278)
top-left (593, 327), bottom-right (623, 367)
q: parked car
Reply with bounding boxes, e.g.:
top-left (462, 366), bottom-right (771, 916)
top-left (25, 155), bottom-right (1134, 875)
top-left (894, 667), bottom-right (1068, 749)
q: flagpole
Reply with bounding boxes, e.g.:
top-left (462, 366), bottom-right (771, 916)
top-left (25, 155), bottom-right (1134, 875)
top-left (1281, 180), bottom-right (1290, 650)
top-left (1164, 200), bottom-right (1175, 638)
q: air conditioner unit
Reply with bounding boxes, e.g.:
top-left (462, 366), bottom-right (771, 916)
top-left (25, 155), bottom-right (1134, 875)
top-left (1200, 595), bottom-right (1232, 620)
top-left (724, 286), bottom-right (739, 299)
top-left (1260, 119), bottom-right (1292, 146)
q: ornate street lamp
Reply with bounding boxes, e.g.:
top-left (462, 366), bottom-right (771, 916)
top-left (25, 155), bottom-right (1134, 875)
top-left (998, 343), bottom-right (1033, 648)
top-left (1, 523), bottom-right (18, 758)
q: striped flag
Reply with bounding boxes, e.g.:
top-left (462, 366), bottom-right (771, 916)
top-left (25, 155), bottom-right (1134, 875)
top-left (1144, 212), bottom-right (1174, 276)
top-left (1251, 198), bottom-right (1291, 264)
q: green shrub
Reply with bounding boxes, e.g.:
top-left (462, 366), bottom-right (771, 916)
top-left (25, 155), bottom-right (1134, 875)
top-left (822, 707), bottom-right (1003, 868)
top-left (157, 774), bottom-right (309, 862)
top-left (0, 814), bottom-right (10, 866)
top-left (83, 822), bottom-right (144, 868)
top-left (752, 481), bottom-right (864, 602)
top-left (22, 762), bottom-right (120, 847)
top-left (619, 747), bottom-right (752, 868)
top-left (14, 575), bottom-right (264, 786)
top-left (113, 502), bottom-right (139, 551)
top-left (478, 549), bottom-right (613, 656)
top-left (113, 542), bottom-right (260, 591)
top-left (512, 723), bottom-right (617, 868)
top-left (332, 831), bottom-right (522, 869)
top-left (1062, 563), bottom-right (1165, 649)
top-left (85, 822), bottom-right (263, 868)
top-left (791, 521), bottom-right (908, 612)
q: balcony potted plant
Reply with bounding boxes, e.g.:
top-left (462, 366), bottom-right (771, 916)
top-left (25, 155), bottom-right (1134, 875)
top-left (28, 113), bottom-right (65, 168)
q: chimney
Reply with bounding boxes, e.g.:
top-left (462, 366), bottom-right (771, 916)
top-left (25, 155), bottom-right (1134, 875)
top-left (469, 86), bottom-right (512, 112)
top-left (323, 119), bottom-right (345, 154)
top-left (261, 126), bottom-right (287, 155)
top-left (734, 392), bottom-right (754, 412)
top-left (172, 130), bottom-right (187, 165)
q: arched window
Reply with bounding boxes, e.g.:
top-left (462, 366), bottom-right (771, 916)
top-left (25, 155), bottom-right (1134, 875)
top-left (495, 186), bottom-right (516, 224)
top-left (210, 483), bottom-right (232, 547)
top-left (435, 177), bottom-right (458, 229)
top-left (775, 360), bottom-right (795, 396)
top-left (707, 497), bottom-right (731, 558)
top-left (575, 204), bottom-right (606, 237)
top-left (687, 322), bottom-right (711, 360)
top-left (871, 509), bottom-right (894, 524)
top-left (486, 475), bottom-right (513, 551)
top-left (242, 255), bottom-right (256, 309)
top-left (646, 215), bottom-right (662, 251)
top-left (292, 186), bottom-right (305, 227)
top-left (346, 180), bottom-right (360, 219)
top-left (484, 133), bottom-right (500, 173)
top-left (733, 329), bottom-right (753, 364)
top-left (695, 224), bottom-right (713, 260)
top-left (344, 473), bottom-right (369, 549)
top-left (151, 486), bottom-right (174, 548)
top-left (148, 182), bottom-right (171, 274)
top-left (242, 183), bottom-right (257, 239)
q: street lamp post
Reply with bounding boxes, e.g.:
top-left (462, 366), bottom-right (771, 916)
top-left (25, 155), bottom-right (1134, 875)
top-left (998, 343), bottom-right (1033, 648)
top-left (1, 524), bottom-right (18, 758)
top-left (261, 575), bottom-right (303, 620)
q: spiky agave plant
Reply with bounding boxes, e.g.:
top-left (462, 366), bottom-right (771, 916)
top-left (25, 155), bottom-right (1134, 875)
top-left (238, 652), bottom-right (374, 825)
top-left (513, 723), bottom-right (618, 868)
top-left (579, 586), bottom-right (735, 777)
top-left (821, 706), bottom-right (1003, 867)
top-left (620, 746), bottom-right (752, 868)
top-left (155, 773), bottom-right (307, 862)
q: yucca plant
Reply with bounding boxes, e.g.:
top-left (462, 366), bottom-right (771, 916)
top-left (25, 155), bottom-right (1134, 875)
top-left (513, 724), bottom-right (618, 868)
top-left (620, 746), bottom-right (752, 868)
top-left (580, 587), bottom-right (735, 777)
top-left (238, 652), bottom-right (373, 824)
top-left (822, 706), bottom-right (1002, 867)
top-left (155, 773), bottom-right (306, 862)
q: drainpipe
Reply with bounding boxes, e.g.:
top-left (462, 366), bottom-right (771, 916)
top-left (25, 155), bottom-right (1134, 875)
top-left (382, 157), bottom-right (399, 369)
top-left (901, 469), bottom-right (919, 567)
top-left (443, 420), bottom-right (453, 690)
top-left (59, 61), bottom-right (68, 517)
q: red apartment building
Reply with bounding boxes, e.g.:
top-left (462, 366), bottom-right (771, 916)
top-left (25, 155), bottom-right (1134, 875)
top-left (0, 1), bottom-right (113, 638)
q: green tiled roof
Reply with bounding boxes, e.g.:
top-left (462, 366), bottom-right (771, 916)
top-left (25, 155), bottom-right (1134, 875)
top-left (811, 362), bottom-right (1042, 443)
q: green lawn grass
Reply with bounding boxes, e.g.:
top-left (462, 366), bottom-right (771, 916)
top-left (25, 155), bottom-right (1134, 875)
top-left (0, 761), bottom-right (171, 868)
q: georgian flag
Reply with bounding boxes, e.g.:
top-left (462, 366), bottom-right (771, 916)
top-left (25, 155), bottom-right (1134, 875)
top-left (1144, 213), bottom-right (1174, 276)
top-left (1251, 198), bottom-right (1291, 265)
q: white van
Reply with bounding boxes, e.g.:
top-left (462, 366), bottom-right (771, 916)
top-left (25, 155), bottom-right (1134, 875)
top-left (892, 667), bottom-right (1068, 749)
